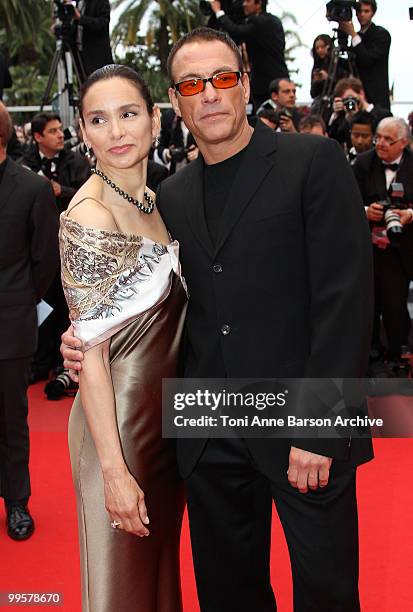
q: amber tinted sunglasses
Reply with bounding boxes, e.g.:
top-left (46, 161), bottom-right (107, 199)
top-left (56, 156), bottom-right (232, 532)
top-left (174, 71), bottom-right (242, 97)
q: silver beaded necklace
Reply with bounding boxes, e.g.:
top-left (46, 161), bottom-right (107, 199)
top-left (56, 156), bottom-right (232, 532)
top-left (91, 168), bottom-right (155, 215)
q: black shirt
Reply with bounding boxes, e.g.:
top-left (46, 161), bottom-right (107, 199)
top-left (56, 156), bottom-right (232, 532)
top-left (203, 147), bottom-right (246, 245)
top-left (0, 156), bottom-right (8, 184)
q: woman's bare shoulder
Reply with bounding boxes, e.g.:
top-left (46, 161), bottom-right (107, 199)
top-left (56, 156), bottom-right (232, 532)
top-left (66, 190), bottom-right (116, 232)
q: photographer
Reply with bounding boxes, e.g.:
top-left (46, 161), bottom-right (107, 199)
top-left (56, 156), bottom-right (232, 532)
top-left (156, 109), bottom-right (198, 174)
top-left (338, 0), bottom-right (391, 110)
top-left (62, 0), bottom-right (113, 77)
top-left (328, 76), bottom-right (390, 148)
top-left (353, 117), bottom-right (413, 373)
top-left (210, 0), bottom-right (289, 109)
top-left (0, 50), bottom-right (12, 101)
top-left (266, 78), bottom-right (303, 133)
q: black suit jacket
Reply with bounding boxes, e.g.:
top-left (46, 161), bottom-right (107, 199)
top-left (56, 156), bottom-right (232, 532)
top-left (78, 0), bottom-right (113, 76)
top-left (353, 23), bottom-right (391, 110)
top-left (20, 145), bottom-right (91, 212)
top-left (0, 50), bottom-right (12, 100)
top-left (0, 159), bottom-right (59, 360)
top-left (353, 147), bottom-right (413, 279)
top-left (218, 12), bottom-right (289, 99)
top-left (158, 122), bottom-right (374, 478)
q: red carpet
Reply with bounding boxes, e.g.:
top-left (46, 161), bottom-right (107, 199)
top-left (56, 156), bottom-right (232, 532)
top-left (0, 385), bottom-right (412, 611)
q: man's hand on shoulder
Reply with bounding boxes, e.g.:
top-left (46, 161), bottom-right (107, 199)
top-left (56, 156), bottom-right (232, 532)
top-left (61, 325), bottom-right (84, 383)
top-left (287, 446), bottom-right (333, 494)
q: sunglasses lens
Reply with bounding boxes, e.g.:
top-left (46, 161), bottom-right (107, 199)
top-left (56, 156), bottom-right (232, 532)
top-left (212, 72), bottom-right (239, 89)
top-left (177, 79), bottom-right (204, 96)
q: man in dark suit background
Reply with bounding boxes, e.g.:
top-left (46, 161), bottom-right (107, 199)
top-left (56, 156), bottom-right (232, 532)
top-left (62, 27), bottom-right (374, 611)
top-left (0, 50), bottom-right (12, 101)
top-left (0, 102), bottom-right (59, 540)
top-left (210, 0), bottom-right (289, 109)
top-left (339, 0), bottom-right (391, 110)
top-left (353, 117), bottom-right (413, 372)
top-left (70, 0), bottom-right (113, 77)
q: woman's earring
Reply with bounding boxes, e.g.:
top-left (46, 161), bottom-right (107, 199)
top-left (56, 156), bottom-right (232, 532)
top-left (85, 144), bottom-right (92, 158)
top-left (153, 135), bottom-right (160, 147)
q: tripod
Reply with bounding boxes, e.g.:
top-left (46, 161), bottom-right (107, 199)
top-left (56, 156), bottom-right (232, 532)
top-left (313, 29), bottom-right (359, 119)
top-left (41, 30), bottom-right (86, 126)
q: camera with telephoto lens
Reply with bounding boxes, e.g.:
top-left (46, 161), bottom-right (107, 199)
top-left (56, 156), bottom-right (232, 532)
top-left (44, 367), bottom-right (78, 400)
top-left (53, 0), bottom-right (76, 39)
top-left (169, 146), bottom-right (190, 163)
top-left (274, 108), bottom-right (294, 127)
top-left (342, 95), bottom-right (359, 112)
top-left (200, 0), bottom-right (245, 23)
top-left (326, 0), bottom-right (359, 22)
top-left (378, 183), bottom-right (406, 247)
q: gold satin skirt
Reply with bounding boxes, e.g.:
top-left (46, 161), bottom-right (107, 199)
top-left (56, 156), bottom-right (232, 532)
top-left (68, 277), bottom-right (187, 612)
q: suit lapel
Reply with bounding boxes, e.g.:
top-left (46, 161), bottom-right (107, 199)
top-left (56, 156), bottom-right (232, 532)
top-left (214, 122), bottom-right (276, 255)
top-left (371, 153), bottom-right (387, 199)
top-left (184, 156), bottom-right (214, 257)
top-left (0, 158), bottom-right (18, 213)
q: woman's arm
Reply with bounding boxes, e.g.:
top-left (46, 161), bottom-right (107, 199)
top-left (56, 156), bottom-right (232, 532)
top-left (79, 340), bottom-right (150, 537)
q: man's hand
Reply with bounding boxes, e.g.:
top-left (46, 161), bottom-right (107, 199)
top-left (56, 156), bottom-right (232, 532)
top-left (187, 144), bottom-right (199, 162)
top-left (61, 325), bottom-right (84, 383)
top-left (210, 1), bottom-right (222, 14)
top-left (332, 97), bottom-right (344, 114)
top-left (339, 20), bottom-right (357, 37)
top-left (394, 208), bottom-right (413, 226)
top-left (287, 446), bottom-right (332, 493)
top-left (64, 0), bottom-right (81, 20)
top-left (51, 180), bottom-right (62, 197)
top-left (366, 202), bottom-right (384, 222)
top-left (279, 115), bottom-right (296, 133)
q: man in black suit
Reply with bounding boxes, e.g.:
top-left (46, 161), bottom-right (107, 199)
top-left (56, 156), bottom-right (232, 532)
top-left (210, 0), bottom-right (289, 109)
top-left (328, 76), bottom-right (391, 150)
top-left (353, 117), bottom-right (413, 371)
top-left (0, 102), bottom-right (59, 539)
top-left (62, 28), bottom-right (374, 611)
top-left (70, 0), bottom-right (113, 77)
top-left (339, 0), bottom-right (391, 110)
top-left (268, 77), bottom-right (303, 132)
top-left (0, 50), bottom-right (12, 101)
top-left (21, 112), bottom-right (90, 383)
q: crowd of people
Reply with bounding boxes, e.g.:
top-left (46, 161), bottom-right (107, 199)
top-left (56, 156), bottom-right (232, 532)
top-left (0, 1), bottom-right (412, 612)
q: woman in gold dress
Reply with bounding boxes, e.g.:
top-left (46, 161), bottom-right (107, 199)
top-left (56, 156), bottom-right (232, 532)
top-left (59, 65), bottom-right (187, 612)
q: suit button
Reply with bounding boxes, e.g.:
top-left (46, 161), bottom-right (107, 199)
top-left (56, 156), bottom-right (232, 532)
top-left (221, 324), bottom-right (231, 336)
top-left (213, 263), bottom-right (223, 273)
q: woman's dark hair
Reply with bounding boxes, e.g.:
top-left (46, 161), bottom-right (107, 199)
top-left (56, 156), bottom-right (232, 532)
top-left (311, 34), bottom-right (333, 60)
top-left (79, 64), bottom-right (154, 119)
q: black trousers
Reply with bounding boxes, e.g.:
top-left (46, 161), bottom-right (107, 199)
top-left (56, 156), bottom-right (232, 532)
top-left (372, 246), bottom-right (411, 359)
top-left (186, 438), bottom-right (360, 612)
top-left (0, 357), bottom-right (31, 506)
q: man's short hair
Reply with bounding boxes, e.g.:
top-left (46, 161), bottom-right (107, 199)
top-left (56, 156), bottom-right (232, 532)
top-left (349, 111), bottom-right (376, 133)
top-left (358, 0), bottom-right (377, 14)
top-left (269, 77), bottom-right (294, 96)
top-left (0, 101), bottom-right (13, 148)
top-left (31, 112), bottom-right (61, 137)
top-left (334, 77), bottom-right (364, 99)
top-left (299, 114), bottom-right (326, 134)
top-left (167, 27), bottom-right (243, 83)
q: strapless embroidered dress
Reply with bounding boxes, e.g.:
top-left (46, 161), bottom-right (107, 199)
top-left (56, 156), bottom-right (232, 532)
top-left (59, 213), bottom-right (187, 612)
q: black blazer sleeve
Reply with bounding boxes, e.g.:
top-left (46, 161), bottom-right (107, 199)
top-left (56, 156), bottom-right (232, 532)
top-left (79, 0), bottom-right (111, 31)
top-left (353, 26), bottom-right (391, 68)
top-left (291, 139), bottom-right (374, 458)
top-left (29, 180), bottom-right (60, 299)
